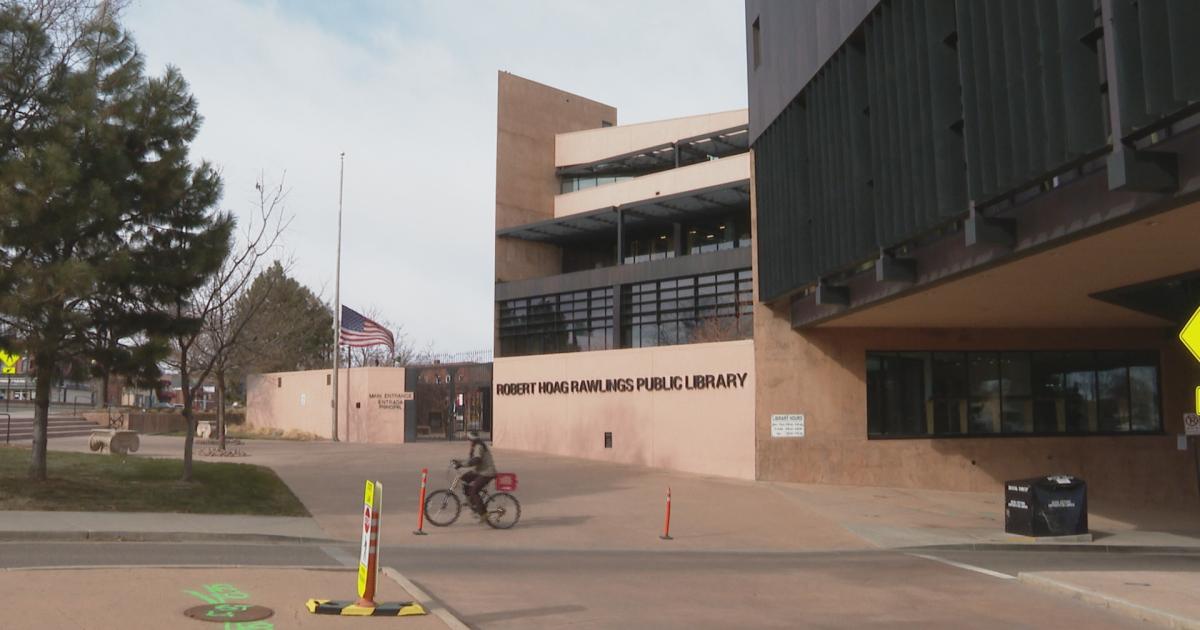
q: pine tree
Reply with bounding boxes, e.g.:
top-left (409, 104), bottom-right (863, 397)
top-left (0, 4), bottom-right (231, 480)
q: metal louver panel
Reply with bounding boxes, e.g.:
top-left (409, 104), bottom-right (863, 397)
top-left (1108, 0), bottom-right (1200, 137)
top-left (955, 0), bottom-right (1106, 205)
top-left (756, 0), bottom-right (966, 301)
top-left (866, 0), bottom-right (966, 249)
top-left (754, 99), bottom-right (815, 302)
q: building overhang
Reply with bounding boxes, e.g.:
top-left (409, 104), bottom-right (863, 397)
top-left (556, 124), bottom-right (750, 178)
top-left (784, 133), bottom-right (1200, 329)
top-left (497, 179), bottom-right (752, 245)
top-left (496, 206), bottom-right (619, 244)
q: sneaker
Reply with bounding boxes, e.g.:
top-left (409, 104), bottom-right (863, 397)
top-left (474, 511), bottom-right (487, 523)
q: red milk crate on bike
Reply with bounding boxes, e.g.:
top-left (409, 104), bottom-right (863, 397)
top-left (494, 472), bottom-right (518, 492)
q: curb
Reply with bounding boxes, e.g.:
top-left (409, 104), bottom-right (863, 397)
top-left (3, 532), bottom-right (1196, 557)
top-left (897, 543), bottom-right (1200, 555)
top-left (382, 566), bottom-right (470, 630)
top-left (0, 531), bottom-right (338, 545)
top-left (1018, 572), bottom-right (1200, 630)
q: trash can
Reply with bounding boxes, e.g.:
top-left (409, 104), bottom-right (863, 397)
top-left (1004, 475), bottom-right (1088, 537)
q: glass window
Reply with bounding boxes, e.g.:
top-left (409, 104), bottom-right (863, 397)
top-left (1031, 353), bottom-right (1066, 433)
top-left (1061, 352), bottom-right (1097, 433)
top-left (967, 353), bottom-right (1000, 434)
top-left (1129, 356), bottom-right (1160, 432)
top-left (1000, 353), bottom-right (1032, 433)
top-left (868, 353), bottom-right (927, 437)
top-left (498, 288), bottom-right (612, 357)
top-left (931, 352), bottom-right (967, 435)
top-left (867, 350), bottom-right (1161, 438)
top-left (1096, 352), bottom-right (1131, 433)
top-left (617, 268), bottom-right (753, 348)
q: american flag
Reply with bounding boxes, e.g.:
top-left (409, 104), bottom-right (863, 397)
top-left (340, 306), bottom-right (394, 352)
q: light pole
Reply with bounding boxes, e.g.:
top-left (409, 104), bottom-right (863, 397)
top-left (331, 152), bottom-right (345, 441)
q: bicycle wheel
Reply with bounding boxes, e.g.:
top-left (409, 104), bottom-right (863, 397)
top-left (484, 493), bottom-right (521, 529)
top-left (424, 490), bottom-right (461, 527)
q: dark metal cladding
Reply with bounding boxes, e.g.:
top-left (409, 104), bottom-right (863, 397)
top-left (955, 0), bottom-right (1107, 203)
top-left (750, 0), bottom-right (1199, 304)
top-left (1108, 0), bottom-right (1200, 137)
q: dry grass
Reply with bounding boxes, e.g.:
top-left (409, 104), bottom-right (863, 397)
top-left (225, 425), bottom-right (323, 441)
top-left (0, 445), bottom-right (309, 515)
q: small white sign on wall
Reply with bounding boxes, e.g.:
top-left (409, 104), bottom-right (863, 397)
top-left (771, 414), bottom-right (805, 438)
top-left (300, 393), bottom-right (306, 407)
top-left (1185, 413), bottom-right (1200, 437)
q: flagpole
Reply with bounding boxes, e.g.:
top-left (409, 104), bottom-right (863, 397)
top-left (331, 152), bottom-right (345, 442)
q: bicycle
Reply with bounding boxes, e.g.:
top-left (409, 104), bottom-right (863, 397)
top-left (106, 406), bottom-right (126, 430)
top-left (424, 461), bottom-right (521, 529)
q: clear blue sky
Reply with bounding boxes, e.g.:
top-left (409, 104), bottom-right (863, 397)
top-left (125, 0), bottom-right (749, 354)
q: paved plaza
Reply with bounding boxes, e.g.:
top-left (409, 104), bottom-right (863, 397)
top-left (1, 437), bottom-right (1198, 628)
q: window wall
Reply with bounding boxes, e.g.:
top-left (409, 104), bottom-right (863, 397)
top-left (498, 288), bottom-right (614, 357)
top-left (497, 269), bottom-right (754, 357)
top-left (622, 269), bottom-right (753, 348)
top-left (685, 214), bottom-right (751, 255)
top-left (866, 351), bottom-right (1162, 438)
top-left (622, 210), bottom-right (751, 265)
top-left (560, 175), bottom-right (635, 194)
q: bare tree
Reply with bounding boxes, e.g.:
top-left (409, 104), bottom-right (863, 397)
top-left (683, 316), bottom-right (749, 344)
top-left (169, 175), bottom-right (290, 477)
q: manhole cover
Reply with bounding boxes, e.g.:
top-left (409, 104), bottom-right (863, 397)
top-left (184, 604), bottom-right (274, 623)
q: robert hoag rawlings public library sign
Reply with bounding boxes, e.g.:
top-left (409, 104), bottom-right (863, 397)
top-left (496, 372), bottom-right (749, 397)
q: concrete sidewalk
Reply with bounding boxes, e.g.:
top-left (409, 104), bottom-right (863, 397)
top-left (0, 566), bottom-right (454, 629)
top-left (28, 434), bottom-right (1200, 552)
top-left (1019, 571), bottom-right (1200, 629)
top-left (19, 436), bottom-right (1200, 628)
top-left (0, 510), bottom-right (330, 542)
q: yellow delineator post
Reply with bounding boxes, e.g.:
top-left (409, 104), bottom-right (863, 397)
top-left (357, 480), bottom-right (380, 607)
top-left (306, 480), bottom-right (426, 617)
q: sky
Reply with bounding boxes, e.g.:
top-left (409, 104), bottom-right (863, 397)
top-left (123, 0), bottom-right (749, 355)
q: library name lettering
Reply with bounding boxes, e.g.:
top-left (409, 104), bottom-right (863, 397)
top-left (496, 372), bottom-right (749, 397)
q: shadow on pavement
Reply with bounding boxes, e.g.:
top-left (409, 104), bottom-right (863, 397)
top-left (468, 604), bottom-right (589, 625)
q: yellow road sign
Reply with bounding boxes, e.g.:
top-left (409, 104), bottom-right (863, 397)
top-left (0, 350), bottom-right (19, 375)
top-left (1182, 306), bottom-right (1200, 363)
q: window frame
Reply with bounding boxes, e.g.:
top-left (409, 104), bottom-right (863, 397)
top-left (865, 349), bottom-right (1164, 440)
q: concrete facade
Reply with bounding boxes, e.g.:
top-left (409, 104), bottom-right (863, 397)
top-left (493, 340), bottom-right (755, 479)
top-left (493, 73), bottom-right (755, 479)
top-left (753, 316), bottom-right (1199, 503)
top-left (555, 109), bottom-right (748, 167)
top-left (246, 367), bottom-right (411, 443)
top-left (494, 72), bottom-right (616, 285)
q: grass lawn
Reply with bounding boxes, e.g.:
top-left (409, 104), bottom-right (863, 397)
top-left (0, 446), bottom-right (309, 516)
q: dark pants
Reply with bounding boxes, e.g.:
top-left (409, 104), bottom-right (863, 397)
top-left (461, 471), bottom-right (494, 514)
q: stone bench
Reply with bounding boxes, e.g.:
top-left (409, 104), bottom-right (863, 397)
top-left (89, 429), bottom-right (140, 455)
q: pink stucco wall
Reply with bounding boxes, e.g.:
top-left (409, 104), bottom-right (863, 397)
top-left (246, 367), bottom-right (409, 443)
top-left (493, 340), bottom-right (756, 479)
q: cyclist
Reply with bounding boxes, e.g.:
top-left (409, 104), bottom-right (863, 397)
top-left (453, 430), bottom-right (496, 520)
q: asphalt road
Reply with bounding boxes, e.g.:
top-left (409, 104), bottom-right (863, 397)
top-left (1, 540), bottom-right (1172, 629)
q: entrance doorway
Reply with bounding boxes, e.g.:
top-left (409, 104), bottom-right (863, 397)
top-left (408, 362), bottom-right (492, 441)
